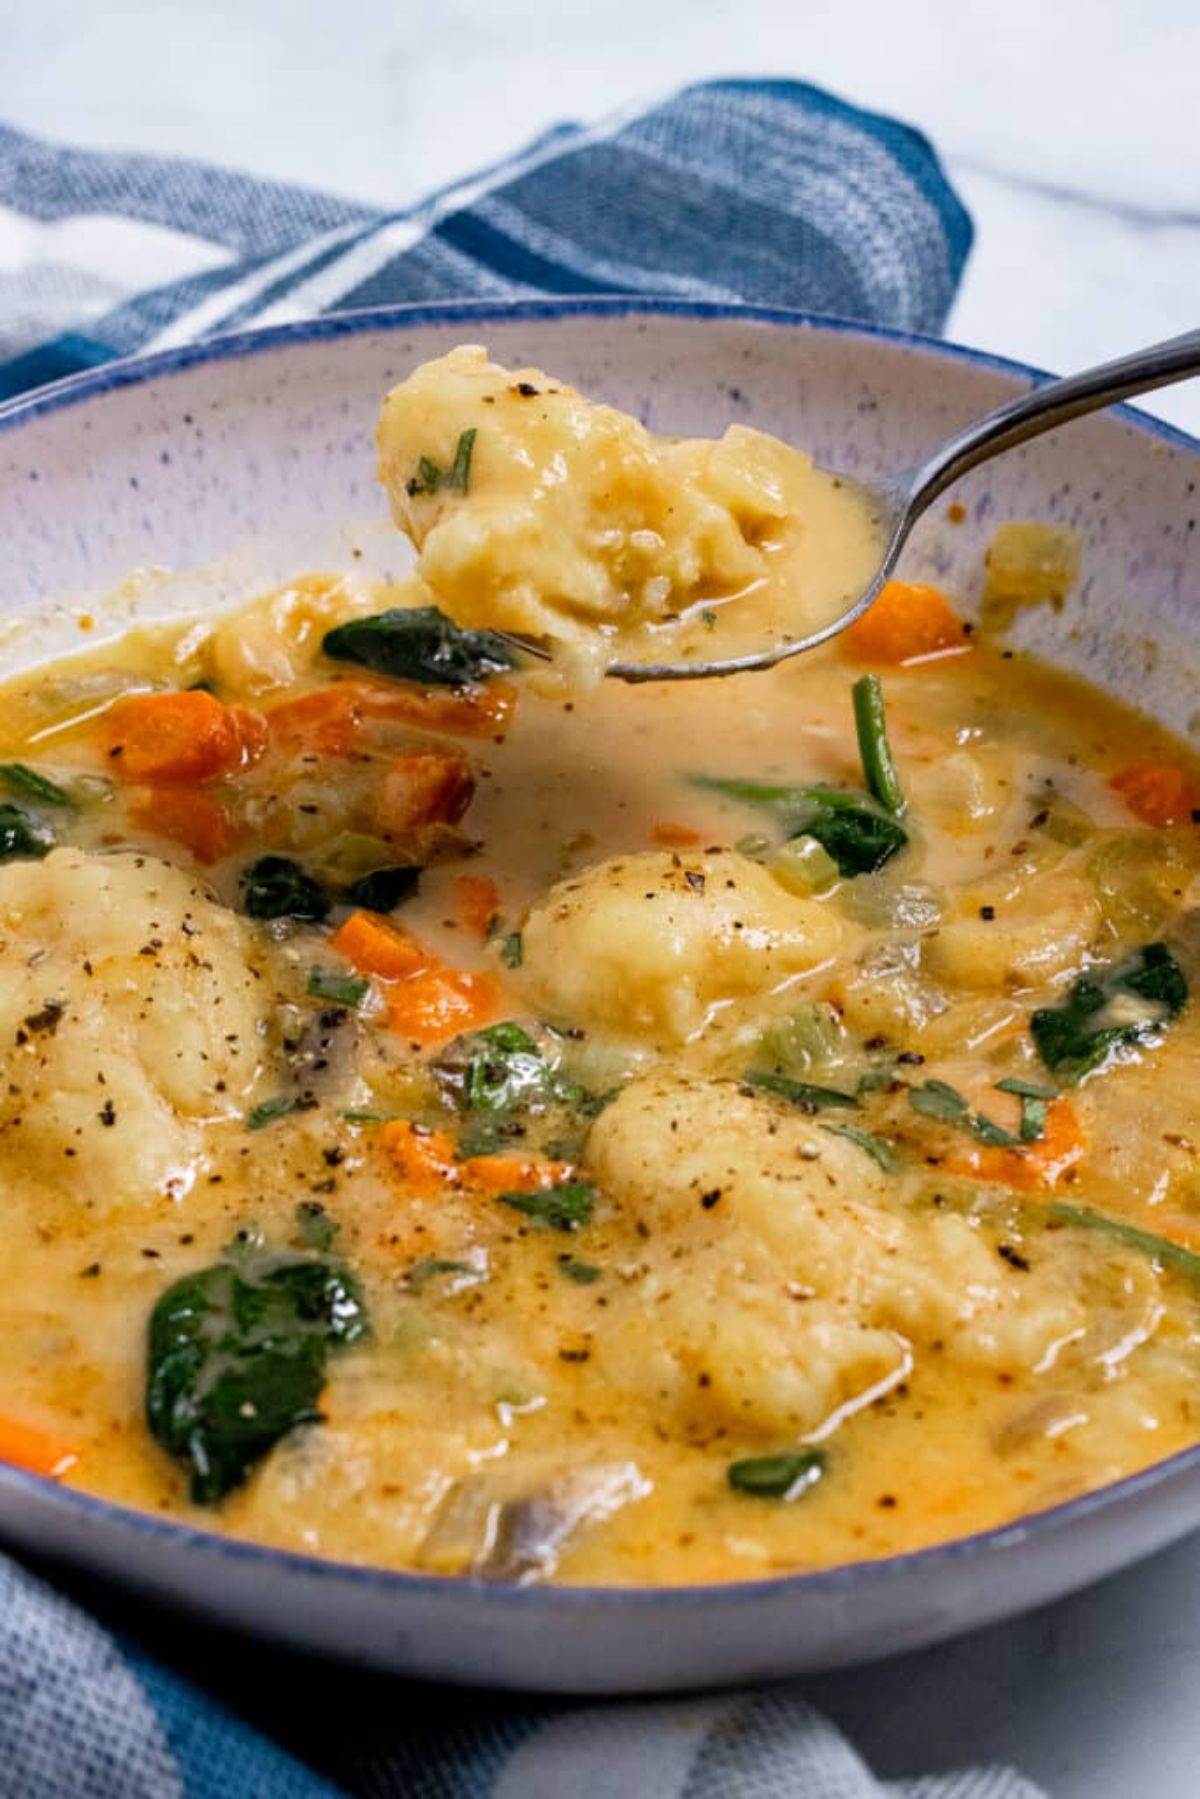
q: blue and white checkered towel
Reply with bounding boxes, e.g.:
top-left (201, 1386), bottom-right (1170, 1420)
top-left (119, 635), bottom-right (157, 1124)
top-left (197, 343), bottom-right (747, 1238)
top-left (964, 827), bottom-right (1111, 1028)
top-left (0, 79), bottom-right (1038, 1799)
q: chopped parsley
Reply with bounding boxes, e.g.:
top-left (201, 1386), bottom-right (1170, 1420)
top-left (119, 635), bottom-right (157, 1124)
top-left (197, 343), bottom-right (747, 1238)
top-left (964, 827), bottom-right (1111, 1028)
top-left (404, 427), bottom-right (477, 497)
top-left (246, 1095), bottom-right (312, 1132)
top-left (743, 1070), bottom-right (858, 1112)
top-left (497, 1180), bottom-right (595, 1232)
top-left (307, 966), bottom-right (370, 1009)
top-left (820, 1121), bottom-right (900, 1172)
top-left (727, 1448), bottom-right (827, 1500)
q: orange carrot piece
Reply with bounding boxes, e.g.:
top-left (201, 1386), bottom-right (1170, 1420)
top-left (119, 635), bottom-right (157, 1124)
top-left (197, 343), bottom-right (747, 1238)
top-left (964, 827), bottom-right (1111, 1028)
top-left (1109, 763), bottom-right (1195, 828)
top-left (953, 1098), bottom-right (1084, 1192)
top-left (329, 910), bottom-right (431, 980)
top-left (374, 751), bottom-right (475, 838)
top-left (266, 678), bottom-right (516, 758)
top-left (384, 966), bottom-right (499, 1046)
top-left (461, 1153), bottom-right (575, 1194)
top-left (651, 822), bottom-right (703, 848)
top-left (130, 789), bottom-right (241, 865)
top-left (843, 581), bottom-right (969, 666)
top-left (101, 690), bottom-right (266, 784)
top-left (454, 874), bottom-right (501, 937)
top-left (0, 1416), bottom-right (78, 1480)
top-left (378, 1120), bottom-right (461, 1194)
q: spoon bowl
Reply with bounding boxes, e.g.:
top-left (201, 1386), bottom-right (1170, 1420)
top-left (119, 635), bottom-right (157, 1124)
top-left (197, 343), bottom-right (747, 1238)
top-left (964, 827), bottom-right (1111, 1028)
top-left (584, 326), bottom-right (1200, 682)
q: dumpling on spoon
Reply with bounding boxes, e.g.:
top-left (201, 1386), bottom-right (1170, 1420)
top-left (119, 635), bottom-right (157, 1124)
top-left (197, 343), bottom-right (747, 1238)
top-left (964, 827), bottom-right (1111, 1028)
top-left (375, 345), bottom-right (881, 682)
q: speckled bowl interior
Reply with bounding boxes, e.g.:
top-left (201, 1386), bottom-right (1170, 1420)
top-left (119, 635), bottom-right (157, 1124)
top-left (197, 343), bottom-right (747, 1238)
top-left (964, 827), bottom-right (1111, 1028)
top-left (0, 301), bottom-right (1195, 1694)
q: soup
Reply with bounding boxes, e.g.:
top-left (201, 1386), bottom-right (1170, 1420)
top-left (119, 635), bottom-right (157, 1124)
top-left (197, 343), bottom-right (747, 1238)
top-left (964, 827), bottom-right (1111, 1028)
top-left (0, 360), bottom-right (1195, 1587)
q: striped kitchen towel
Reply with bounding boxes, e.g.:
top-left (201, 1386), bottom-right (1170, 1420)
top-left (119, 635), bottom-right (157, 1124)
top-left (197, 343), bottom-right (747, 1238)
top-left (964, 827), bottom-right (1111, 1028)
top-left (0, 78), bottom-right (1019, 1799)
top-left (0, 77), bottom-right (971, 403)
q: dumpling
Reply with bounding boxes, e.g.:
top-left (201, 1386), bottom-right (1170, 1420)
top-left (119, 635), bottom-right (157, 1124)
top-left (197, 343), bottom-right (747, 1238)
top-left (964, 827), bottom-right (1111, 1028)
top-left (376, 345), bottom-right (816, 656)
top-left (518, 850), bottom-right (841, 1045)
top-left (0, 849), bottom-right (265, 1208)
top-left (586, 1072), bottom-right (1088, 1435)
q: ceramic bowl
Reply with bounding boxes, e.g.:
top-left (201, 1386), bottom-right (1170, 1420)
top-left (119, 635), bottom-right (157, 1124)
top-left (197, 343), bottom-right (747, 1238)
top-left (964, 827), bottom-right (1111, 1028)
top-left (0, 301), bottom-right (1196, 1693)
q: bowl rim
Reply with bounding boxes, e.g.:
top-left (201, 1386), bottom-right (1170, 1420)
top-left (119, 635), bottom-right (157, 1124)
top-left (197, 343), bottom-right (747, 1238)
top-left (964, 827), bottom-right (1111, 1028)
top-left (0, 294), bottom-right (1196, 1615)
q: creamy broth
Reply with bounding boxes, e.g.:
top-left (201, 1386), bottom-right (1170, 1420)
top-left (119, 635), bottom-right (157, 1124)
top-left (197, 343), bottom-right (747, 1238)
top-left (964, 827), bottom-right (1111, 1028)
top-left (0, 558), bottom-right (1196, 1585)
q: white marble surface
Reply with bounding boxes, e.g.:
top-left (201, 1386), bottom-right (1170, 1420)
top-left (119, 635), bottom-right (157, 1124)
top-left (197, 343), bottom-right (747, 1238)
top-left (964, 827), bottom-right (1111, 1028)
top-left (5, 4), bottom-right (1200, 1793)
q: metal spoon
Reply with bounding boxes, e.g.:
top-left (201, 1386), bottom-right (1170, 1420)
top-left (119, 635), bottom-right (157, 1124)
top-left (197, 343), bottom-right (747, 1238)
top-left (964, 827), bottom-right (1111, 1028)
top-left (513, 327), bottom-right (1200, 683)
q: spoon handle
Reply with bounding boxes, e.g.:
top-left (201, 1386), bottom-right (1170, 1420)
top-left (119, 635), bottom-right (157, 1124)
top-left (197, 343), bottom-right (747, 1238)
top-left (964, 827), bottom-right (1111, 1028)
top-left (903, 326), bottom-right (1200, 519)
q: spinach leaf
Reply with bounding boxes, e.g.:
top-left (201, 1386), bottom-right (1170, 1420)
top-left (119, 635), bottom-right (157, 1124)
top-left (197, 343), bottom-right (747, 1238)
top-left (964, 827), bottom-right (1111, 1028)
top-left (0, 803), bottom-right (52, 862)
top-left (241, 856), bottom-right (330, 923)
top-left (345, 865), bottom-right (419, 913)
top-left (307, 965), bottom-right (369, 1008)
top-left (799, 803), bottom-right (908, 877)
top-left (145, 1250), bottom-right (368, 1504)
top-left (743, 1070), bottom-right (858, 1112)
top-left (852, 675), bottom-right (905, 816)
top-left (727, 1448), bottom-right (827, 1500)
top-left (0, 763), bottom-right (77, 808)
top-left (497, 1180), bottom-right (595, 1231)
top-left (405, 427), bottom-right (477, 497)
top-left (1031, 942), bottom-right (1188, 1085)
top-left (690, 774), bottom-right (906, 877)
top-left (322, 606), bottom-right (516, 688)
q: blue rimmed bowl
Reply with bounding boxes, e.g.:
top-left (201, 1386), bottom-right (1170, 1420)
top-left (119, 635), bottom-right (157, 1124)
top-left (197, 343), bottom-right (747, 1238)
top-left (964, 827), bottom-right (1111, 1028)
top-left (0, 300), bottom-right (1196, 1693)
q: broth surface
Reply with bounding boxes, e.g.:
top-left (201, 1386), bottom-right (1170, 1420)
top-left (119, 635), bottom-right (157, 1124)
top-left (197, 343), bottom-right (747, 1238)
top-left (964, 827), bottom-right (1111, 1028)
top-left (0, 564), bottom-right (1196, 1585)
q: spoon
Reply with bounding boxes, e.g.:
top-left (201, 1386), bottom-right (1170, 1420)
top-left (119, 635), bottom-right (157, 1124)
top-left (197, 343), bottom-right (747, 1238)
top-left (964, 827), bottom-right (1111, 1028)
top-left (524, 326), bottom-right (1199, 683)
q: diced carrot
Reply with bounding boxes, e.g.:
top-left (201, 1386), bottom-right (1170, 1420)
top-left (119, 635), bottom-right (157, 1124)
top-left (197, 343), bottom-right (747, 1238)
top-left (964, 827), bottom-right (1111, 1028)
top-left (101, 690), bottom-right (267, 784)
top-left (265, 687), bottom-right (369, 758)
top-left (454, 873), bottom-right (501, 937)
top-left (374, 751), bottom-right (475, 839)
top-left (461, 1153), bottom-right (575, 1194)
top-left (0, 1416), bottom-right (78, 1480)
top-left (378, 1120), bottom-right (461, 1194)
top-left (330, 910), bottom-right (431, 980)
top-left (266, 677), bottom-right (517, 758)
top-left (651, 822), bottom-right (703, 848)
top-left (1109, 763), bottom-right (1195, 828)
top-left (360, 677), bottom-right (517, 741)
top-left (953, 1098), bottom-right (1083, 1191)
top-left (130, 789), bottom-right (241, 865)
top-left (843, 581), bottom-right (969, 666)
top-left (384, 966), bottom-right (499, 1046)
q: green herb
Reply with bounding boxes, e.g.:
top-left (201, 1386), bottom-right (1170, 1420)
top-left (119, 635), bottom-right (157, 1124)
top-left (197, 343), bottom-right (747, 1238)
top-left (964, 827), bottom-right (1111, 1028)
top-left (340, 1109), bottom-right (397, 1124)
top-left (700, 608), bottom-right (718, 629)
top-left (996, 1076), bottom-right (1056, 1143)
top-left (908, 1079), bottom-right (1022, 1148)
top-left (241, 856), bottom-right (330, 923)
top-left (246, 1095), bottom-right (311, 1132)
top-left (439, 1021), bottom-right (551, 1113)
top-left (856, 1068), bottom-right (899, 1095)
top-left (0, 803), bottom-right (52, 862)
top-left (1045, 1203), bottom-right (1200, 1285)
top-left (404, 1257), bottom-right (479, 1287)
top-left (560, 1258), bottom-right (602, 1285)
top-left (1031, 942), bottom-right (1188, 1085)
top-left (405, 427), bottom-right (477, 497)
top-left (0, 763), bottom-right (77, 808)
top-left (294, 1201), bottom-right (340, 1252)
top-left (744, 1070), bottom-right (858, 1112)
top-left (145, 1250), bottom-right (368, 1504)
top-left (727, 1448), bottom-right (827, 1500)
top-left (499, 930), bottom-right (524, 969)
top-left (307, 965), bottom-right (370, 1009)
top-left (852, 675), bottom-right (905, 816)
top-left (346, 865), bottom-right (419, 913)
top-left (497, 1180), bottom-right (595, 1231)
top-left (323, 605), bottom-right (515, 688)
top-left (820, 1121), bottom-right (900, 1171)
